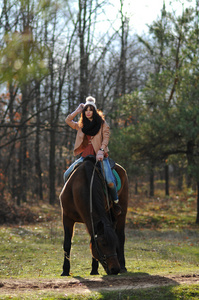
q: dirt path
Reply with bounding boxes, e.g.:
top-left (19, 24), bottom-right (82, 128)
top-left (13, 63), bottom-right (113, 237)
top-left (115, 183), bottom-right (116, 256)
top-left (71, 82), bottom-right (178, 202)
top-left (0, 274), bottom-right (199, 296)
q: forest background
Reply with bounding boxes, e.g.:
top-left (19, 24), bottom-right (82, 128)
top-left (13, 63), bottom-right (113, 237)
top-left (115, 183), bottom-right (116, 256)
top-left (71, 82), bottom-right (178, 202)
top-left (1, 0), bottom-right (199, 224)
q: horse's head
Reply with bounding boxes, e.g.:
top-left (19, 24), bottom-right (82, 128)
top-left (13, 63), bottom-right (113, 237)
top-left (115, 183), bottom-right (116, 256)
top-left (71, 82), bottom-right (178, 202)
top-left (90, 220), bottom-right (120, 275)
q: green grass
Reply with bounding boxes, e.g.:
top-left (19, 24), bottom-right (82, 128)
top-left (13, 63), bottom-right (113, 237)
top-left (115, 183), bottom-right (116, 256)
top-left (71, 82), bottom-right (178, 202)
top-left (0, 221), bottom-right (94, 278)
top-left (0, 189), bottom-right (199, 299)
top-left (0, 222), bottom-right (198, 278)
top-left (125, 228), bottom-right (199, 275)
top-left (100, 285), bottom-right (199, 300)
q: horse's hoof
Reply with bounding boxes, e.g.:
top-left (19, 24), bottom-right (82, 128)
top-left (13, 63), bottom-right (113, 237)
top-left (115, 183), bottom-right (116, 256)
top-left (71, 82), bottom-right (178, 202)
top-left (120, 268), bottom-right (127, 273)
top-left (90, 271), bottom-right (99, 275)
top-left (61, 272), bottom-right (70, 276)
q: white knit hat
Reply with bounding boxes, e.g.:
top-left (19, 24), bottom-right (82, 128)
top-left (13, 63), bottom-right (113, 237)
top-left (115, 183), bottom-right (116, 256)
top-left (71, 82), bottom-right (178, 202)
top-left (85, 96), bottom-right (97, 110)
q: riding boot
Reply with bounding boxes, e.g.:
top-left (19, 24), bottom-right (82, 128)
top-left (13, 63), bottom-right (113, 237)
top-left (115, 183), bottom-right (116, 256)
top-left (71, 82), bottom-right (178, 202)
top-left (113, 199), bottom-right (121, 216)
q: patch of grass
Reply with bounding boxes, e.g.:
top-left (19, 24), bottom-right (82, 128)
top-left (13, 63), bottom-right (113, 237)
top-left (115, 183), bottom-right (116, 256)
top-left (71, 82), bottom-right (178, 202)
top-left (0, 222), bottom-right (198, 279)
top-left (0, 221), bottom-right (99, 278)
top-left (100, 284), bottom-right (199, 300)
top-left (127, 187), bottom-right (198, 230)
top-left (0, 292), bottom-right (102, 300)
top-left (124, 228), bottom-right (199, 275)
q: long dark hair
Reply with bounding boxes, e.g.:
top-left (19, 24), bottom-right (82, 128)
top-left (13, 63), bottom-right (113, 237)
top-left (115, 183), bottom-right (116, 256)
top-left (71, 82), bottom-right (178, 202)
top-left (78, 105), bottom-right (105, 128)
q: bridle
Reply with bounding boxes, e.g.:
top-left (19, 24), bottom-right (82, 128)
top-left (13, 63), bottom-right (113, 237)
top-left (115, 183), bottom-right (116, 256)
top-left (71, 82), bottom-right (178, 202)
top-left (92, 235), bottom-right (117, 269)
top-left (89, 160), bottom-right (117, 268)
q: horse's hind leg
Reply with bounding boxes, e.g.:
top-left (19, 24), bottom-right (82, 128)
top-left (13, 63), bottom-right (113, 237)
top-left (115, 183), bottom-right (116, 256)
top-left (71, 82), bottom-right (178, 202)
top-left (90, 257), bottom-right (99, 275)
top-left (61, 216), bottom-right (74, 276)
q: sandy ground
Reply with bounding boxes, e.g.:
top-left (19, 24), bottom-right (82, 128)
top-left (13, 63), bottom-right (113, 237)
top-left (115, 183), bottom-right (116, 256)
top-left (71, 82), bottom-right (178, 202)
top-left (0, 274), bottom-right (199, 296)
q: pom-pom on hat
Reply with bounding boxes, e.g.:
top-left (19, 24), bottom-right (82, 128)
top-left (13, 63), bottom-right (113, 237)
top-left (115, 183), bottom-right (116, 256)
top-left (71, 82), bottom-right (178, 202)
top-left (84, 96), bottom-right (97, 110)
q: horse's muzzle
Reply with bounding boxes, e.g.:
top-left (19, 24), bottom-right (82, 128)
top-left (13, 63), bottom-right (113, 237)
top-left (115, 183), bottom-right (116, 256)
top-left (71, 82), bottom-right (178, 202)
top-left (107, 265), bottom-right (120, 275)
top-left (105, 256), bottom-right (120, 275)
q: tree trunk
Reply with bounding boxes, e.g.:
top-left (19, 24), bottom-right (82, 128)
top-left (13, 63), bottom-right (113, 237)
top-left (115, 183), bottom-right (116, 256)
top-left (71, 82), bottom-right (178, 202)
top-left (49, 128), bottom-right (56, 205)
top-left (135, 181), bottom-right (138, 195)
top-left (186, 140), bottom-right (194, 189)
top-left (19, 88), bottom-right (29, 203)
top-left (17, 147), bottom-right (22, 206)
top-left (35, 85), bottom-right (43, 200)
top-left (177, 167), bottom-right (183, 191)
top-left (196, 181), bottom-right (199, 224)
top-left (49, 46), bottom-right (56, 205)
top-left (58, 146), bottom-right (63, 186)
top-left (120, 10), bottom-right (128, 95)
top-left (165, 164), bottom-right (169, 196)
top-left (78, 0), bottom-right (88, 101)
top-left (149, 162), bottom-right (154, 197)
top-left (21, 125), bottom-right (27, 203)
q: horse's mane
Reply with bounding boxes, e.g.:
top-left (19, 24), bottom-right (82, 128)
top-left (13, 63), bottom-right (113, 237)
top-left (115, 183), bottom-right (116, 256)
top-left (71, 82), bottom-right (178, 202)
top-left (83, 158), bottom-right (118, 247)
top-left (83, 158), bottom-right (107, 217)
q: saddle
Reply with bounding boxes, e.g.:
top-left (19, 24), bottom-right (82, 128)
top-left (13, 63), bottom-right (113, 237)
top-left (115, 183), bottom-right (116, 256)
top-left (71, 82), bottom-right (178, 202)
top-left (71, 155), bottom-right (121, 216)
top-left (82, 156), bottom-right (121, 192)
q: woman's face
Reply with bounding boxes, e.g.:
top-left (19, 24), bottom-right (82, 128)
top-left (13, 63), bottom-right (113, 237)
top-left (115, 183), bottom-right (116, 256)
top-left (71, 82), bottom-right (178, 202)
top-left (84, 106), bottom-right (94, 121)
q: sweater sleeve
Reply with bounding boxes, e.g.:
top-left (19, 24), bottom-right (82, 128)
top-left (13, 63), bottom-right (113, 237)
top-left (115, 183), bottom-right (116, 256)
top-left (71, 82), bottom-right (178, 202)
top-left (65, 114), bottom-right (80, 130)
top-left (101, 121), bottom-right (110, 150)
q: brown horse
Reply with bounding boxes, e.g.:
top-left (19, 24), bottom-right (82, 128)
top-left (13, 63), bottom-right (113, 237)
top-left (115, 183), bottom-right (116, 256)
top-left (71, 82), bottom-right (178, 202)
top-left (59, 156), bottom-right (128, 276)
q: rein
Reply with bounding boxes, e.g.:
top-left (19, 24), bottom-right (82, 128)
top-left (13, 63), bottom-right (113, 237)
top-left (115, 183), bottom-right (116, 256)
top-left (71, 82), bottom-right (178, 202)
top-left (89, 161), bottom-right (97, 241)
top-left (89, 160), bottom-right (116, 267)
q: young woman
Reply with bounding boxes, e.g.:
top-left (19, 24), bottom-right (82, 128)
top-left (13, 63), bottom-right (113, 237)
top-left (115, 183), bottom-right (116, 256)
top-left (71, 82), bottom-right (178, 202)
top-left (64, 96), bottom-right (119, 207)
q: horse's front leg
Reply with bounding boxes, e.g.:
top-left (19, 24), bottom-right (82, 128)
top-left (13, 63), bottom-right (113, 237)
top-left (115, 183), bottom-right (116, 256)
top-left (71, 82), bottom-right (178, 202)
top-left (90, 257), bottom-right (99, 275)
top-left (116, 222), bottom-right (127, 273)
top-left (61, 216), bottom-right (74, 276)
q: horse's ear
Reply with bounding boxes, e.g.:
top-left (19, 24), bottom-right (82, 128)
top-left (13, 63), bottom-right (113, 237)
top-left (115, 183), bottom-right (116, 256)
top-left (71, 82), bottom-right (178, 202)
top-left (96, 220), bottom-right (104, 236)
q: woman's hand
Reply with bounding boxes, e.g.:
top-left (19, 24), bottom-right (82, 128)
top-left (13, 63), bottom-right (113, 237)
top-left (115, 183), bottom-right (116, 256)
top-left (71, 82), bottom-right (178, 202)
top-left (76, 103), bottom-right (84, 114)
top-left (96, 150), bottom-right (104, 161)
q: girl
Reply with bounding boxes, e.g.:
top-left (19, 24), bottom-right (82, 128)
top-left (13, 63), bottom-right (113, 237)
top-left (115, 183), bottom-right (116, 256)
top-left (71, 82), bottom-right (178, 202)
top-left (64, 96), bottom-right (120, 208)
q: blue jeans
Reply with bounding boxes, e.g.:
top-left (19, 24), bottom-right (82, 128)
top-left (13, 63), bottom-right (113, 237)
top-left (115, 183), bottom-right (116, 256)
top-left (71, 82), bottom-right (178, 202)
top-left (63, 157), bottom-right (84, 183)
top-left (63, 157), bottom-right (118, 201)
